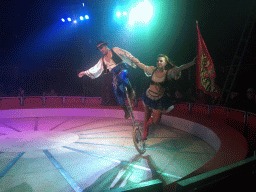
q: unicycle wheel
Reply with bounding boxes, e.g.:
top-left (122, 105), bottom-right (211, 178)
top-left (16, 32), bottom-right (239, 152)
top-left (132, 123), bottom-right (146, 154)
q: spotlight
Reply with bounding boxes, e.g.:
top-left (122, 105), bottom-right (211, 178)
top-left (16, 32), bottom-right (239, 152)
top-left (61, 18), bottom-right (65, 22)
top-left (85, 15), bottom-right (89, 19)
top-left (80, 16), bottom-right (84, 20)
top-left (74, 20), bottom-right (77, 23)
top-left (129, 0), bottom-right (154, 25)
top-left (67, 18), bottom-right (71, 22)
top-left (116, 11), bottom-right (121, 18)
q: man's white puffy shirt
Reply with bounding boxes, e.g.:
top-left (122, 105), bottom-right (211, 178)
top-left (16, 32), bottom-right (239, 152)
top-left (84, 47), bottom-right (137, 79)
top-left (110, 47), bottom-right (137, 69)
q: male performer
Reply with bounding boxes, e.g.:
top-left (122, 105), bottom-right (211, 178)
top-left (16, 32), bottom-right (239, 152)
top-left (78, 41), bottom-right (141, 119)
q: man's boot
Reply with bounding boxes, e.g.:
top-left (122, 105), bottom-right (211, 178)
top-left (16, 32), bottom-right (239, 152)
top-left (126, 81), bottom-right (136, 100)
top-left (121, 105), bottom-right (130, 119)
top-left (128, 86), bottom-right (136, 100)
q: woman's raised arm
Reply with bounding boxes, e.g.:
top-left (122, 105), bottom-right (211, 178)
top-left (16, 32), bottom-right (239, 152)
top-left (168, 57), bottom-right (196, 79)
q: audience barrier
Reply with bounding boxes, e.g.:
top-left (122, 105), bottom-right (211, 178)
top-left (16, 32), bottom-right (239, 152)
top-left (0, 96), bottom-right (102, 109)
top-left (0, 96), bottom-right (255, 191)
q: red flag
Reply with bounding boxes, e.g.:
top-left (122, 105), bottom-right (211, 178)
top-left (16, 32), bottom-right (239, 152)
top-left (196, 21), bottom-right (220, 97)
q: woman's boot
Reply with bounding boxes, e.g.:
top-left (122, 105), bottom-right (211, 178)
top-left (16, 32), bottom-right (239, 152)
top-left (141, 117), bottom-right (153, 140)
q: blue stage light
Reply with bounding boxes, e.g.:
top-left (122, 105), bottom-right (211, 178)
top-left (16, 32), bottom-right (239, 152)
top-left (80, 16), bottom-right (84, 20)
top-left (123, 11), bottom-right (127, 16)
top-left (67, 18), bottom-right (71, 22)
top-left (74, 20), bottom-right (77, 23)
top-left (85, 15), bottom-right (89, 19)
top-left (61, 18), bottom-right (65, 22)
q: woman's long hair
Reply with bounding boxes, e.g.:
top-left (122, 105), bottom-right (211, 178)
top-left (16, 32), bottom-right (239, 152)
top-left (158, 54), bottom-right (181, 80)
top-left (157, 54), bottom-right (177, 71)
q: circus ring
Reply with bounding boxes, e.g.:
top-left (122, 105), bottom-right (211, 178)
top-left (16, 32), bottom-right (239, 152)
top-left (0, 96), bottom-right (254, 191)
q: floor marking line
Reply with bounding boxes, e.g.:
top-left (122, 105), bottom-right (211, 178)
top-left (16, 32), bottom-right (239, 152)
top-left (74, 142), bottom-right (135, 149)
top-left (62, 119), bottom-right (104, 131)
top-left (75, 121), bottom-right (133, 133)
top-left (34, 117), bottom-right (39, 131)
top-left (63, 146), bottom-right (182, 180)
top-left (0, 152), bottom-right (25, 178)
top-left (74, 142), bottom-right (160, 151)
top-left (43, 150), bottom-right (83, 192)
top-left (78, 129), bottom-right (130, 136)
top-left (79, 136), bottom-right (132, 139)
top-left (1, 123), bottom-right (21, 132)
top-left (50, 116), bottom-right (74, 131)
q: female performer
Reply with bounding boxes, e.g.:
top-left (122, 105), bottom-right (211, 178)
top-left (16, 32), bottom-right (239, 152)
top-left (135, 54), bottom-right (196, 140)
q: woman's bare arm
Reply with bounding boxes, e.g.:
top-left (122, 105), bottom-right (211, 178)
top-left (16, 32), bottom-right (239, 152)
top-left (168, 57), bottom-right (196, 79)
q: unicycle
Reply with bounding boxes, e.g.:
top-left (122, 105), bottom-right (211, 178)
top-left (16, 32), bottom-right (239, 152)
top-left (124, 87), bottom-right (146, 154)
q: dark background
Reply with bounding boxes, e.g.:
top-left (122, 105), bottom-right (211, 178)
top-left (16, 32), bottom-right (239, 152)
top-left (0, 0), bottom-right (255, 98)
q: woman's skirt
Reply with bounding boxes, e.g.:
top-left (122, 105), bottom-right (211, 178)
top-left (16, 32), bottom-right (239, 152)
top-left (142, 92), bottom-right (176, 112)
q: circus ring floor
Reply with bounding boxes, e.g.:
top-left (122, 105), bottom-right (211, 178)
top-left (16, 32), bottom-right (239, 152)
top-left (0, 106), bottom-right (220, 192)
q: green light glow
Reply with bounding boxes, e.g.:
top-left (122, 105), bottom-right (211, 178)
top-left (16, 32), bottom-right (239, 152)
top-left (128, 0), bottom-right (154, 26)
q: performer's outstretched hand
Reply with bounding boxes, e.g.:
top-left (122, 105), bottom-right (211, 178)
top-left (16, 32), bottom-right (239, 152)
top-left (192, 57), bottom-right (197, 64)
top-left (78, 71), bottom-right (86, 78)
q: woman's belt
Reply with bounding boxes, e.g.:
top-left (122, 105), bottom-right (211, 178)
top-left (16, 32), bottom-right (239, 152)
top-left (148, 89), bottom-right (164, 96)
top-left (146, 89), bottom-right (164, 100)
